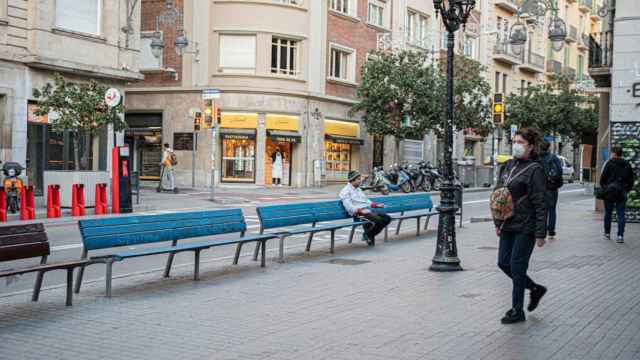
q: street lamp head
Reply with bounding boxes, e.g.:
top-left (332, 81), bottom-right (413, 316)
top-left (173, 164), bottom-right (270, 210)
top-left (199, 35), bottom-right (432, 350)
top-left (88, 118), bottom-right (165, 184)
top-left (548, 16), bottom-right (567, 51)
top-left (174, 29), bottom-right (189, 57)
top-left (508, 22), bottom-right (528, 47)
top-left (150, 32), bottom-right (164, 59)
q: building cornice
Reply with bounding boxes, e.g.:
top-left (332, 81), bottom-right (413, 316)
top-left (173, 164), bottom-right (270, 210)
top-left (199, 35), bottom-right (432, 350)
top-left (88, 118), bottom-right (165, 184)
top-left (23, 55), bottom-right (145, 82)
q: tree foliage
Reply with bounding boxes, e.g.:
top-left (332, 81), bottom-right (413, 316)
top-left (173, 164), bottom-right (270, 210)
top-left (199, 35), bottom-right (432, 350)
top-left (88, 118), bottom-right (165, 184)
top-left (33, 74), bottom-right (126, 170)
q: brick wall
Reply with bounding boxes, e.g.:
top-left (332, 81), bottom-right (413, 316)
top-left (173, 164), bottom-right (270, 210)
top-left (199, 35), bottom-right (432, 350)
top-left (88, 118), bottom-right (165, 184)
top-left (326, 0), bottom-right (388, 100)
top-left (131, 0), bottom-right (184, 87)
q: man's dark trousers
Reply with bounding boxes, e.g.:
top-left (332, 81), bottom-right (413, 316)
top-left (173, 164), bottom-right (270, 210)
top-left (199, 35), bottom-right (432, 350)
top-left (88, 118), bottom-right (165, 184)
top-left (498, 231), bottom-right (538, 311)
top-left (604, 199), bottom-right (626, 236)
top-left (546, 190), bottom-right (559, 236)
top-left (361, 211), bottom-right (392, 240)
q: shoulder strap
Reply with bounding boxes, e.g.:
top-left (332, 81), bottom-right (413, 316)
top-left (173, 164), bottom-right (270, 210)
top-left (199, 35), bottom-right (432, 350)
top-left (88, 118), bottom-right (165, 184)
top-left (505, 163), bottom-right (537, 186)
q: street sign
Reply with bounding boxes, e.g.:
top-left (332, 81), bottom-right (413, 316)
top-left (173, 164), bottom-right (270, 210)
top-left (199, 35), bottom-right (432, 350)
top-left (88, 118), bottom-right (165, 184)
top-left (202, 88), bottom-right (221, 100)
top-left (105, 88), bottom-right (122, 108)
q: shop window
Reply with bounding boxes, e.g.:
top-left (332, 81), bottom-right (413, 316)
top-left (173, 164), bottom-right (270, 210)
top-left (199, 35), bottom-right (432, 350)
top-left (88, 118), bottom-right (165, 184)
top-left (324, 141), bottom-right (351, 181)
top-left (219, 34), bottom-right (256, 74)
top-left (330, 46), bottom-right (355, 82)
top-left (271, 37), bottom-right (298, 76)
top-left (56, 0), bottom-right (101, 35)
top-left (222, 138), bottom-right (256, 182)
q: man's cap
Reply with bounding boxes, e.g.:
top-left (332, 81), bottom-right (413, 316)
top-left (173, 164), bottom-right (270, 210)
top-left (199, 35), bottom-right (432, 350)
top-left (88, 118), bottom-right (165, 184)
top-left (348, 170), bottom-right (361, 182)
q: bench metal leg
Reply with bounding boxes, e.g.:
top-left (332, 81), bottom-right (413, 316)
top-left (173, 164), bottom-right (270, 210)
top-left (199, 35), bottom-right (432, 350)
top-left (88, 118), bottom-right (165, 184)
top-left (306, 232), bottom-right (315, 252)
top-left (252, 242), bottom-right (261, 261)
top-left (384, 226), bottom-right (389, 242)
top-left (74, 250), bottom-right (88, 294)
top-left (32, 256), bottom-right (47, 302)
top-left (105, 259), bottom-right (114, 298)
top-left (65, 268), bottom-right (73, 306)
top-left (164, 240), bottom-right (179, 278)
top-left (261, 240), bottom-right (267, 268)
top-left (396, 219), bottom-right (403, 235)
top-left (278, 235), bottom-right (286, 263)
top-left (330, 230), bottom-right (336, 254)
top-left (233, 243), bottom-right (243, 265)
top-left (348, 224), bottom-right (357, 244)
top-left (424, 215), bottom-right (431, 230)
top-left (416, 217), bottom-right (421, 237)
top-left (194, 250), bottom-right (201, 281)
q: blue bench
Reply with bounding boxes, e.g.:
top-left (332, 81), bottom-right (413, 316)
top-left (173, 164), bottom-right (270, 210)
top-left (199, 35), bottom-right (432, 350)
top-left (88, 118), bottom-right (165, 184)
top-left (255, 200), bottom-right (370, 262)
top-left (75, 209), bottom-right (277, 297)
top-left (369, 193), bottom-right (436, 241)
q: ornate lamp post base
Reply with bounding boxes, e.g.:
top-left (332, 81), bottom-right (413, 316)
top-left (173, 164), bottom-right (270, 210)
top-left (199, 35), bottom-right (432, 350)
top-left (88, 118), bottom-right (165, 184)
top-left (430, 183), bottom-right (463, 272)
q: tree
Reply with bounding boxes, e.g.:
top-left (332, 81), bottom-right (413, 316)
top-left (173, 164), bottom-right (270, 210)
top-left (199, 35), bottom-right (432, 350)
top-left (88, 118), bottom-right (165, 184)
top-left (33, 74), bottom-right (126, 170)
top-left (351, 50), bottom-right (441, 162)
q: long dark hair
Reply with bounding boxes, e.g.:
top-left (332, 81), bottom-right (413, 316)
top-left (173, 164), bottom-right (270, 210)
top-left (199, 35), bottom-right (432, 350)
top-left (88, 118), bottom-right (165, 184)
top-left (514, 127), bottom-right (541, 157)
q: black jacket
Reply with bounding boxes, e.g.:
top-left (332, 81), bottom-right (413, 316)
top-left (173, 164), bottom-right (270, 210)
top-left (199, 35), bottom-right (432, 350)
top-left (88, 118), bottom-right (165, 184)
top-left (600, 157), bottom-right (635, 192)
top-left (495, 157), bottom-right (548, 239)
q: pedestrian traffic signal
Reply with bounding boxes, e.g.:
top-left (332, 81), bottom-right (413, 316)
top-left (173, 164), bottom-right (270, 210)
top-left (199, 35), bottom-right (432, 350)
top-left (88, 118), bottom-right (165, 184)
top-left (216, 108), bottom-right (222, 125)
top-left (493, 93), bottom-right (504, 125)
top-left (203, 100), bottom-right (213, 129)
top-left (194, 111), bottom-right (202, 131)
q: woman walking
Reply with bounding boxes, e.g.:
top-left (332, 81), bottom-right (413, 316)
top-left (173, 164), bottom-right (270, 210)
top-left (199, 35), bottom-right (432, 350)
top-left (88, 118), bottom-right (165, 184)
top-left (493, 128), bottom-right (548, 324)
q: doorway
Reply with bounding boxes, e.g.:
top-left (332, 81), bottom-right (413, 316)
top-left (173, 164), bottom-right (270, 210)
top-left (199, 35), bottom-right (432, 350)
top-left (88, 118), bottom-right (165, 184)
top-left (125, 113), bottom-right (163, 181)
top-left (265, 138), bottom-right (292, 186)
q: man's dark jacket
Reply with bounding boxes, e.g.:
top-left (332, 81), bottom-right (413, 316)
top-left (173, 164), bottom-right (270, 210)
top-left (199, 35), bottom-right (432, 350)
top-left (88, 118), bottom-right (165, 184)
top-left (495, 156), bottom-right (548, 239)
top-left (600, 157), bottom-right (635, 193)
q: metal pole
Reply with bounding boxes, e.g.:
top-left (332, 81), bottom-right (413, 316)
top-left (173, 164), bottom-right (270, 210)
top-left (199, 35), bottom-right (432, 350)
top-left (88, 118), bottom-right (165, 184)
top-left (192, 131), bottom-right (197, 188)
top-left (210, 124), bottom-right (218, 202)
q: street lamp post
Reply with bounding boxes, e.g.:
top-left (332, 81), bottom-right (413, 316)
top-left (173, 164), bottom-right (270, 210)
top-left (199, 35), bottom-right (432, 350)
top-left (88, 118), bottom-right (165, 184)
top-left (429, 0), bottom-right (475, 272)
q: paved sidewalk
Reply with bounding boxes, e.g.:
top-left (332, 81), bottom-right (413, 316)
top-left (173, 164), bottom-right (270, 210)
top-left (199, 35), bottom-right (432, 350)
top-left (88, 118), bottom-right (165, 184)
top-left (1, 195), bottom-right (638, 360)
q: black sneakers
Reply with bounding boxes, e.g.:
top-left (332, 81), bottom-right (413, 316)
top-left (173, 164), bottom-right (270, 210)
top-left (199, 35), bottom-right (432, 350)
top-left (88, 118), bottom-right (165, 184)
top-left (501, 309), bottom-right (526, 324)
top-left (528, 285), bottom-right (547, 312)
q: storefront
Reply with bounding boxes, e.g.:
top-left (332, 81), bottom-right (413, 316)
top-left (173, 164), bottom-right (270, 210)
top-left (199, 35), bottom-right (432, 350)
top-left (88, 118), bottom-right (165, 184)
top-left (124, 113), bottom-right (163, 181)
top-left (220, 112), bottom-right (258, 183)
top-left (324, 119), bottom-right (363, 182)
top-left (265, 114), bottom-right (301, 186)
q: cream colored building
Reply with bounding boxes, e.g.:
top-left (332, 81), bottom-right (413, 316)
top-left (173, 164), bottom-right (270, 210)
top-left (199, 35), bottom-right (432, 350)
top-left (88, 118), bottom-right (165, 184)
top-left (0, 0), bottom-right (143, 195)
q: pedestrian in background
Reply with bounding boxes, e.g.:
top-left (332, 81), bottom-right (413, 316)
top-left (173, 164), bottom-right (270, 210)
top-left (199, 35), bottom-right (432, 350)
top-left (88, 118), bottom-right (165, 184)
top-left (271, 148), bottom-right (283, 186)
top-left (492, 128), bottom-right (548, 324)
top-left (159, 143), bottom-right (176, 192)
top-left (339, 170), bottom-right (391, 246)
top-left (600, 146), bottom-right (635, 243)
top-left (539, 141), bottom-right (564, 240)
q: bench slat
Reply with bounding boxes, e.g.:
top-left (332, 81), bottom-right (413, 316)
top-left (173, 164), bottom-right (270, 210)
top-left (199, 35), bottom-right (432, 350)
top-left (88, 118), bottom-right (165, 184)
top-left (0, 242), bottom-right (50, 262)
top-left (79, 209), bottom-right (243, 229)
top-left (0, 223), bottom-right (45, 237)
top-left (0, 232), bottom-right (48, 247)
top-left (80, 215), bottom-right (244, 238)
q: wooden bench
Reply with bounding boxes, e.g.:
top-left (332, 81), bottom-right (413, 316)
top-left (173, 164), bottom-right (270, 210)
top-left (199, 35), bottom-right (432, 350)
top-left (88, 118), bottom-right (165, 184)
top-left (255, 201), bottom-right (370, 262)
top-left (370, 193), bottom-right (436, 242)
top-left (75, 209), bottom-right (277, 297)
top-left (0, 224), bottom-right (88, 306)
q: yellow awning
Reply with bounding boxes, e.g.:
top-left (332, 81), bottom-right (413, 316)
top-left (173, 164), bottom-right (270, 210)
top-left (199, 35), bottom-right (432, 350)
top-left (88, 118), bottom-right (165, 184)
top-left (266, 115), bottom-right (299, 131)
top-left (220, 112), bottom-right (258, 129)
top-left (324, 119), bottom-right (359, 137)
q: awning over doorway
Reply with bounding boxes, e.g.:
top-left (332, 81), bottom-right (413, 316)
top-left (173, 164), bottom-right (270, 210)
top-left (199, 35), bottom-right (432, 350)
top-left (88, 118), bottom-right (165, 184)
top-left (325, 134), bottom-right (364, 145)
top-left (268, 130), bottom-right (301, 143)
top-left (220, 128), bottom-right (256, 140)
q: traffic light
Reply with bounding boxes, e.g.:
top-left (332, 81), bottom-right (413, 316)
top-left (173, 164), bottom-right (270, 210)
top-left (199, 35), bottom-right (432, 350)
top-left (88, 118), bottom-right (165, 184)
top-left (203, 100), bottom-right (213, 129)
top-left (216, 107), bottom-right (222, 125)
top-left (493, 93), bottom-right (504, 125)
top-left (194, 111), bottom-right (202, 131)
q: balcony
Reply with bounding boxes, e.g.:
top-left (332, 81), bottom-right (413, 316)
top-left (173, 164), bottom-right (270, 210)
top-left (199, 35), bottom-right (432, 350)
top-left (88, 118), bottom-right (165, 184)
top-left (562, 66), bottom-right (577, 80)
top-left (579, 0), bottom-right (592, 13)
top-left (588, 30), bottom-right (613, 88)
top-left (577, 33), bottom-right (588, 51)
top-left (566, 25), bottom-right (578, 43)
top-left (493, 40), bottom-right (523, 65)
top-left (546, 59), bottom-right (562, 76)
top-left (495, 0), bottom-right (520, 13)
top-left (519, 51), bottom-right (545, 73)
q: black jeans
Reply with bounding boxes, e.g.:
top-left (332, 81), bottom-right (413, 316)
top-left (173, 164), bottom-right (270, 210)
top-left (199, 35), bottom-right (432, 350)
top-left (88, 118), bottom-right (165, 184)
top-left (498, 231), bottom-right (539, 311)
top-left (361, 211), bottom-right (392, 240)
top-left (545, 190), bottom-right (559, 236)
top-left (604, 198), bottom-right (626, 236)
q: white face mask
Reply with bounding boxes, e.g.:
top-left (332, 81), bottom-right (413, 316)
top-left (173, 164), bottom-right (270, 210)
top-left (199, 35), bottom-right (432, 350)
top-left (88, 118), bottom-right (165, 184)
top-left (513, 143), bottom-right (527, 159)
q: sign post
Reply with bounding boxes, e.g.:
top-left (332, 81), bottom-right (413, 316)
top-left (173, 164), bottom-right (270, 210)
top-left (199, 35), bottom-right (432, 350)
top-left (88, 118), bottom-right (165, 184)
top-left (202, 88), bottom-right (221, 202)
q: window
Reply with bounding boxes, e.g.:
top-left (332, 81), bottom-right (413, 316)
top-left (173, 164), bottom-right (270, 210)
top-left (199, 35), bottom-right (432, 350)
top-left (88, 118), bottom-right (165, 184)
top-left (463, 35), bottom-right (477, 59)
top-left (219, 35), bottom-right (256, 74)
top-left (139, 33), bottom-right (162, 70)
top-left (368, 1), bottom-right (385, 27)
top-left (503, 74), bottom-right (508, 95)
top-left (330, 0), bottom-right (354, 16)
top-left (495, 72), bottom-right (501, 93)
top-left (407, 10), bottom-right (428, 47)
top-left (330, 46), bottom-right (354, 81)
top-left (55, 0), bottom-right (101, 35)
top-left (271, 37), bottom-right (298, 75)
top-left (577, 55), bottom-right (584, 81)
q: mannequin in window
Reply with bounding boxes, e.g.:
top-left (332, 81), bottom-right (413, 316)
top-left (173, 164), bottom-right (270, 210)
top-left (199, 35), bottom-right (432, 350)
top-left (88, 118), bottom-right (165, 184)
top-left (271, 147), bottom-right (283, 186)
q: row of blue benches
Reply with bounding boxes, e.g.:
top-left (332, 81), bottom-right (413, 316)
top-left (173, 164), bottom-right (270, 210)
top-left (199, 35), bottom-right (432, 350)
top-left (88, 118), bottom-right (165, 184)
top-left (74, 193), bottom-right (444, 298)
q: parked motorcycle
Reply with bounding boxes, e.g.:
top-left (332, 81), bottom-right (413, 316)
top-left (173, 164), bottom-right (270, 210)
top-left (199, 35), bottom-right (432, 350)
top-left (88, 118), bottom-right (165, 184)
top-left (389, 163), bottom-right (413, 193)
top-left (361, 166), bottom-right (390, 195)
top-left (2, 162), bottom-right (24, 214)
top-left (403, 162), bottom-right (424, 192)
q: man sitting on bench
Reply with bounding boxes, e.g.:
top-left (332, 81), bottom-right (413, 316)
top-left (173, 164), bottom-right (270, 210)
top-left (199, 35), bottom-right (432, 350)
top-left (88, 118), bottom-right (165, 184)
top-left (339, 170), bottom-right (391, 246)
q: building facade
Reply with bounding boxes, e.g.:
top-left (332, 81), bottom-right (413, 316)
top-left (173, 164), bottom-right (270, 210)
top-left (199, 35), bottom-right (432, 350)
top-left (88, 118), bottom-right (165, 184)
top-left (0, 0), bottom-right (143, 195)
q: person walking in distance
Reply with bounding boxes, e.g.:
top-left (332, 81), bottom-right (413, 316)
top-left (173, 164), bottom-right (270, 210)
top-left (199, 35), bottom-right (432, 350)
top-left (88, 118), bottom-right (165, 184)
top-left (159, 143), bottom-right (177, 192)
top-left (340, 171), bottom-right (391, 246)
top-left (492, 128), bottom-right (548, 324)
top-left (271, 148), bottom-right (283, 186)
top-left (540, 141), bottom-right (564, 240)
top-left (600, 146), bottom-right (635, 243)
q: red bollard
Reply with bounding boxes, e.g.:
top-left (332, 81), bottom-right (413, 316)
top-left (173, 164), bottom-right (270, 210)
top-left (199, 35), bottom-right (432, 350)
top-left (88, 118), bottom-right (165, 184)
top-left (20, 186), bottom-right (35, 221)
top-left (71, 184), bottom-right (85, 217)
top-left (47, 184), bottom-right (62, 218)
top-left (0, 188), bottom-right (6, 222)
top-left (95, 183), bottom-right (108, 215)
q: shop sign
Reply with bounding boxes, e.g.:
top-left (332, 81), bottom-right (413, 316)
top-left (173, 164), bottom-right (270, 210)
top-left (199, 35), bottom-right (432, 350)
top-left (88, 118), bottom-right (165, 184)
top-left (325, 134), bottom-right (364, 145)
top-left (105, 88), bottom-right (122, 108)
top-left (173, 132), bottom-right (195, 151)
top-left (266, 115), bottom-right (299, 131)
top-left (27, 103), bottom-right (48, 124)
top-left (324, 119), bottom-right (359, 137)
top-left (271, 135), bottom-right (300, 143)
top-left (221, 134), bottom-right (254, 140)
top-left (202, 88), bottom-right (221, 100)
top-left (220, 112), bottom-right (258, 129)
